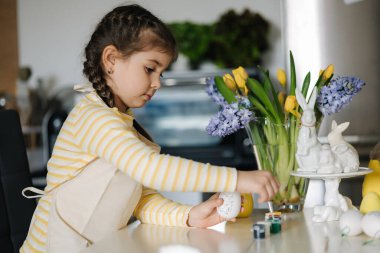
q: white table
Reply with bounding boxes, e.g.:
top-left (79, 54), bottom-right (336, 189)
top-left (83, 208), bottom-right (380, 253)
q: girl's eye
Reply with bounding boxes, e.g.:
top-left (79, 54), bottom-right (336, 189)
top-left (145, 67), bottom-right (155, 73)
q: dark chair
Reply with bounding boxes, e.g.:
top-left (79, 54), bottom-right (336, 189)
top-left (42, 109), bottom-right (67, 163)
top-left (29, 109), bottom-right (67, 189)
top-left (0, 110), bottom-right (36, 253)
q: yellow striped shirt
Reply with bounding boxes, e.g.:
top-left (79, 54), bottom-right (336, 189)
top-left (20, 91), bottom-right (237, 252)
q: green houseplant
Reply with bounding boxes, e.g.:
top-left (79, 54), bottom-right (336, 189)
top-left (168, 8), bottom-right (270, 69)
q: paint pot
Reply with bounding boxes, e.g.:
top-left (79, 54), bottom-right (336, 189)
top-left (253, 223), bottom-right (266, 239)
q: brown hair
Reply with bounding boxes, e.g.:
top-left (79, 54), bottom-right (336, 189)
top-left (83, 4), bottom-right (177, 107)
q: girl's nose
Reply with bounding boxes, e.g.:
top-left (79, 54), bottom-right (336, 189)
top-left (151, 79), bottom-right (161, 90)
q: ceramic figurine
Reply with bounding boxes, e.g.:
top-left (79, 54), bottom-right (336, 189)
top-left (318, 144), bottom-right (342, 174)
top-left (295, 87), bottom-right (321, 172)
top-left (328, 120), bottom-right (359, 173)
top-left (313, 205), bottom-right (342, 222)
top-left (312, 179), bottom-right (354, 222)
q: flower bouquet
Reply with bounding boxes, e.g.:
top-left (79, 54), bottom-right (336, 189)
top-left (205, 51), bottom-right (365, 210)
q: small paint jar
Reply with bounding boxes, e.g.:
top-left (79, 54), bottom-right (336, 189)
top-left (253, 223), bottom-right (266, 239)
top-left (257, 221), bottom-right (271, 237)
top-left (270, 220), bottom-right (282, 234)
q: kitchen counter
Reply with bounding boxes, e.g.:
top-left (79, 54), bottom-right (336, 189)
top-left (83, 208), bottom-right (379, 253)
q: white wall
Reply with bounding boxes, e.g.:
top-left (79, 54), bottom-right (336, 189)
top-left (17, 0), bottom-right (283, 93)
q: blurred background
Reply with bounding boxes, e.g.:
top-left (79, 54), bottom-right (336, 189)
top-left (0, 0), bottom-right (379, 206)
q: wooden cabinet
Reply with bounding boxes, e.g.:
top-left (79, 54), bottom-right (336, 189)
top-left (0, 0), bottom-right (18, 95)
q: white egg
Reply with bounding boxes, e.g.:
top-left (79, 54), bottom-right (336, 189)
top-left (339, 209), bottom-right (363, 236)
top-left (361, 211), bottom-right (380, 238)
top-left (217, 192), bottom-right (241, 220)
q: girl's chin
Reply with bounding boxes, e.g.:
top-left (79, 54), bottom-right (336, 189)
top-left (131, 101), bottom-right (147, 108)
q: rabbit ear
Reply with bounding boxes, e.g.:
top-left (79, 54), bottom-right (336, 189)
top-left (308, 86), bottom-right (318, 108)
top-left (331, 120), bottom-right (337, 130)
top-left (295, 88), bottom-right (307, 110)
top-left (337, 122), bottom-right (350, 133)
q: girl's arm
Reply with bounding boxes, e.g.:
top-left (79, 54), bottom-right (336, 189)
top-left (133, 187), bottom-right (191, 227)
top-left (134, 187), bottom-right (231, 228)
top-left (74, 105), bottom-right (237, 193)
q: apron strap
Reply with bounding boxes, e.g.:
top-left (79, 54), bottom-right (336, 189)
top-left (73, 83), bottom-right (95, 93)
top-left (22, 187), bottom-right (47, 199)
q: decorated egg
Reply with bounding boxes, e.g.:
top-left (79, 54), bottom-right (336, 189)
top-left (361, 211), bottom-right (380, 238)
top-left (339, 209), bottom-right (363, 236)
top-left (217, 192), bottom-right (241, 220)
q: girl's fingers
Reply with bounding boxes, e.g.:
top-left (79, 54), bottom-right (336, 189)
top-left (271, 178), bottom-right (280, 195)
top-left (258, 191), bottom-right (268, 203)
top-left (209, 193), bottom-right (220, 200)
top-left (265, 184), bottom-right (274, 200)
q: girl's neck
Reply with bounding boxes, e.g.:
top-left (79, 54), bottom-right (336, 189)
top-left (114, 95), bottom-right (128, 113)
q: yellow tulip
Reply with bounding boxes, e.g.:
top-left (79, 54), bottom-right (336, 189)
top-left (323, 64), bottom-right (334, 79)
top-left (276, 68), bottom-right (286, 88)
top-left (319, 69), bottom-right (324, 77)
top-left (277, 91), bottom-right (285, 106)
top-left (234, 74), bottom-right (249, 95)
top-left (285, 95), bottom-right (300, 118)
top-left (232, 66), bottom-right (248, 80)
top-left (232, 66), bottom-right (249, 95)
top-left (223, 73), bottom-right (237, 92)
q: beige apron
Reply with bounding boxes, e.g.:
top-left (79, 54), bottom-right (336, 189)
top-left (23, 158), bottom-right (142, 253)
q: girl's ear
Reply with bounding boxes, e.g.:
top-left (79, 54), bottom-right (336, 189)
top-left (102, 45), bottom-right (119, 74)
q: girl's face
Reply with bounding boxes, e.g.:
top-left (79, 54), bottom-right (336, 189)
top-left (106, 48), bottom-right (172, 110)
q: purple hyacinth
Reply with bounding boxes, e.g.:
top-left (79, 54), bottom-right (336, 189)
top-left (205, 77), bottom-right (228, 107)
top-left (206, 103), bottom-right (254, 137)
top-left (205, 77), bottom-right (255, 137)
top-left (317, 76), bottom-right (365, 115)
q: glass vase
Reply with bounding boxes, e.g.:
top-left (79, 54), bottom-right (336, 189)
top-left (245, 117), bottom-right (309, 212)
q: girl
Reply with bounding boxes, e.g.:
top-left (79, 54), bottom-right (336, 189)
top-left (20, 4), bottom-right (279, 253)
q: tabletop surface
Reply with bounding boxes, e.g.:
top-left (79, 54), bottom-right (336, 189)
top-left (82, 208), bottom-right (380, 253)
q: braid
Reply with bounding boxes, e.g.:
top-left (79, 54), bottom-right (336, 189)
top-left (83, 42), bottom-right (114, 107)
top-left (82, 5), bottom-right (177, 108)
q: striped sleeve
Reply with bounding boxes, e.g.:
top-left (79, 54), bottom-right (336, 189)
top-left (133, 187), bottom-right (192, 227)
top-left (74, 104), bottom-right (237, 192)
top-left (20, 196), bottom-right (52, 253)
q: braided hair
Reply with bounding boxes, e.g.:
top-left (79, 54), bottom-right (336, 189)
top-left (83, 4), bottom-right (177, 107)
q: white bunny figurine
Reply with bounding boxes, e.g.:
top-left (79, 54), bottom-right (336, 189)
top-left (312, 179), bottom-right (351, 222)
top-left (327, 120), bottom-right (359, 173)
top-left (318, 144), bottom-right (342, 174)
top-left (295, 87), bottom-right (321, 172)
top-left (324, 179), bottom-right (349, 211)
top-left (313, 206), bottom-right (342, 222)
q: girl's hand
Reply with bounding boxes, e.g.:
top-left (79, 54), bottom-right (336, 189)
top-left (236, 170), bottom-right (280, 203)
top-left (187, 193), bottom-right (238, 228)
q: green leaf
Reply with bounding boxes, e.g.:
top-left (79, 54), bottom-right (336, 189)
top-left (214, 76), bottom-right (237, 104)
top-left (258, 66), bottom-right (284, 123)
top-left (301, 72), bottom-right (311, 97)
top-left (246, 78), bottom-right (280, 123)
top-left (248, 95), bottom-right (275, 122)
top-left (315, 70), bottom-right (325, 90)
top-left (289, 51), bottom-right (296, 96)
